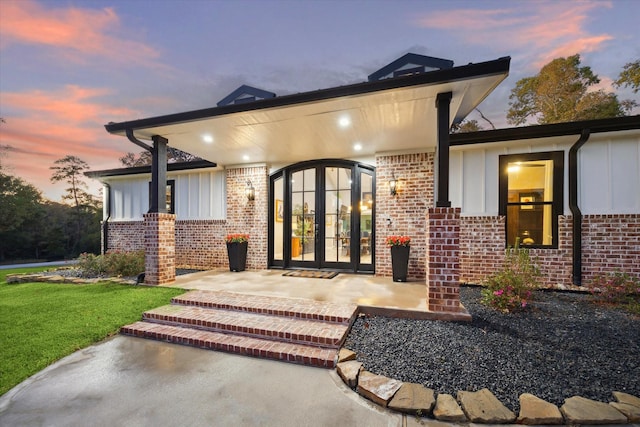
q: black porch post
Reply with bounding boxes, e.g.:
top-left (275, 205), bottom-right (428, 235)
top-left (435, 92), bottom-right (452, 208)
top-left (150, 135), bottom-right (168, 213)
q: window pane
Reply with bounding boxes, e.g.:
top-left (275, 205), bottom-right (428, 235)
top-left (360, 172), bottom-right (373, 265)
top-left (273, 177), bottom-right (284, 261)
top-left (506, 204), bottom-right (553, 246)
top-left (507, 160), bottom-right (553, 202)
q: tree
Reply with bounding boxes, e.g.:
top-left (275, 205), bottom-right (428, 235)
top-left (0, 172), bottom-right (43, 260)
top-left (50, 156), bottom-right (101, 256)
top-left (120, 147), bottom-right (203, 167)
top-left (452, 119), bottom-right (482, 133)
top-left (507, 54), bottom-right (628, 125)
top-left (615, 60), bottom-right (640, 93)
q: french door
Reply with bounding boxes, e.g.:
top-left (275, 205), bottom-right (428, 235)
top-left (269, 160), bottom-right (375, 272)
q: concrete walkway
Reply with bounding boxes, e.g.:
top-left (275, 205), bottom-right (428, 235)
top-left (0, 336), bottom-right (404, 427)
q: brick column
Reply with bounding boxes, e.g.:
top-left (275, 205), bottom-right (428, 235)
top-left (144, 212), bottom-right (175, 285)
top-left (426, 207), bottom-right (461, 312)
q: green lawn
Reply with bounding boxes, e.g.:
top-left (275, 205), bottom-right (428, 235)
top-left (0, 268), bottom-right (184, 396)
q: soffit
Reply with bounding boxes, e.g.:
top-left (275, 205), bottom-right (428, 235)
top-left (117, 74), bottom-right (506, 167)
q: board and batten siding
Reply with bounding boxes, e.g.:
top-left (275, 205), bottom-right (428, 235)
top-left (450, 131), bottom-right (640, 216)
top-left (104, 169), bottom-right (226, 221)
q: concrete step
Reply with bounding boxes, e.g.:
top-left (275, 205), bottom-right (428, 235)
top-left (143, 304), bottom-right (350, 348)
top-left (171, 290), bottom-right (357, 325)
top-left (121, 321), bottom-right (339, 368)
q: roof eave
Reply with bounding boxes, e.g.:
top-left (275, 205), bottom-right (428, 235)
top-left (105, 56), bottom-right (511, 135)
top-left (450, 115), bottom-right (640, 146)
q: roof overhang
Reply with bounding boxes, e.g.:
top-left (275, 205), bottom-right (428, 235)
top-left (105, 57), bottom-right (510, 167)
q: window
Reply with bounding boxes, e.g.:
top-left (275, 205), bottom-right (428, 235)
top-left (148, 180), bottom-right (175, 214)
top-left (499, 152), bottom-right (563, 248)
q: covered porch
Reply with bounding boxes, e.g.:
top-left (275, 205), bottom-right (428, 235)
top-left (164, 268), bottom-right (471, 321)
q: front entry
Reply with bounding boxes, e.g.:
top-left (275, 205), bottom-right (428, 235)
top-left (269, 160), bottom-right (375, 273)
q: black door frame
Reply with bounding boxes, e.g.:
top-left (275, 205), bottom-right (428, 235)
top-left (268, 159), bottom-right (375, 273)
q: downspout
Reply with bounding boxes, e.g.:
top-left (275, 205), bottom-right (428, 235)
top-left (568, 129), bottom-right (590, 286)
top-left (126, 128), bottom-right (153, 151)
top-left (102, 183), bottom-right (111, 255)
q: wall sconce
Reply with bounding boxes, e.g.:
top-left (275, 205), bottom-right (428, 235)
top-left (245, 180), bottom-right (255, 201)
top-left (389, 173), bottom-right (398, 196)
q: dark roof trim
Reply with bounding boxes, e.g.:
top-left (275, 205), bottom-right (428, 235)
top-left (217, 84), bottom-right (276, 107)
top-left (85, 160), bottom-right (218, 178)
top-left (105, 57), bottom-right (510, 134)
top-left (368, 53), bottom-right (454, 82)
top-left (450, 115), bottom-right (640, 146)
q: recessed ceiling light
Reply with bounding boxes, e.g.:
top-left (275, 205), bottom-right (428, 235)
top-left (242, 155), bottom-right (250, 161)
top-left (353, 143), bottom-right (362, 151)
top-left (202, 134), bottom-right (214, 144)
top-left (338, 116), bottom-right (351, 128)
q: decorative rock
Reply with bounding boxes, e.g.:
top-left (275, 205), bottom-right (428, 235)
top-left (433, 393), bottom-right (467, 422)
top-left (613, 391), bottom-right (640, 408)
top-left (336, 360), bottom-right (362, 388)
top-left (356, 370), bottom-right (402, 407)
top-left (388, 382), bottom-right (435, 415)
top-left (561, 396), bottom-right (628, 424)
top-left (517, 393), bottom-right (563, 425)
top-left (457, 388), bottom-right (516, 423)
top-left (338, 348), bottom-right (357, 363)
top-left (610, 402), bottom-right (640, 422)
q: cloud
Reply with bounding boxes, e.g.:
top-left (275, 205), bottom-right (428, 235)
top-left (0, 0), bottom-right (160, 65)
top-left (0, 85), bottom-right (139, 200)
top-left (414, 1), bottom-right (614, 71)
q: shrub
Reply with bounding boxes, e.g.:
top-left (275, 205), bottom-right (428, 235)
top-left (77, 250), bottom-right (145, 277)
top-left (587, 271), bottom-right (640, 314)
top-left (481, 240), bottom-right (541, 313)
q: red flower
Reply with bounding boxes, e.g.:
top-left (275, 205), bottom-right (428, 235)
top-left (386, 235), bottom-right (411, 247)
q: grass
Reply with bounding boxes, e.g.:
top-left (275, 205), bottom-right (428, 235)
top-left (0, 267), bottom-right (184, 396)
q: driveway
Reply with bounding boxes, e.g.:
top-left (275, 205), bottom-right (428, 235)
top-left (0, 336), bottom-right (402, 427)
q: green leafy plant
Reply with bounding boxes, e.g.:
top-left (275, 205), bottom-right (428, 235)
top-left (77, 250), bottom-right (145, 277)
top-left (587, 271), bottom-right (640, 314)
top-left (481, 239), bottom-right (540, 313)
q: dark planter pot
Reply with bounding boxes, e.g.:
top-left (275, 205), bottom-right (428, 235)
top-left (226, 242), bottom-right (248, 272)
top-left (390, 245), bottom-right (410, 282)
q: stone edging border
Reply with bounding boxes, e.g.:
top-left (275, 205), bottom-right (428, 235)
top-left (336, 348), bottom-right (640, 424)
top-left (6, 273), bottom-right (136, 286)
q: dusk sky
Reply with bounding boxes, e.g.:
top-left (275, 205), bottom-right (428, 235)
top-left (1, 0), bottom-right (639, 201)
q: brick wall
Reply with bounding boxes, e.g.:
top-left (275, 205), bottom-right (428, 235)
top-left (426, 207), bottom-right (462, 312)
top-left (225, 166), bottom-right (269, 270)
top-left (175, 220), bottom-right (226, 269)
top-left (582, 214), bottom-right (640, 282)
top-left (460, 215), bottom-right (574, 287)
top-left (104, 221), bottom-right (145, 252)
top-left (375, 152), bottom-right (434, 280)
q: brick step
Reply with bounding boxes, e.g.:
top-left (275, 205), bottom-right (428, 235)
top-left (121, 321), bottom-right (338, 368)
top-left (171, 290), bottom-right (357, 325)
top-left (143, 304), bottom-right (349, 348)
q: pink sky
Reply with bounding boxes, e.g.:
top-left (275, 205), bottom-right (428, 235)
top-left (1, 0), bottom-right (638, 201)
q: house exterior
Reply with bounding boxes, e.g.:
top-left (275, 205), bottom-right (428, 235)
top-left (88, 53), bottom-right (640, 313)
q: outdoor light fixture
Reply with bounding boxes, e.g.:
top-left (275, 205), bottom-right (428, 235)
top-left (389, 173), bottom-right (398, 196)
top-left (246, 180), bottom-right (255, 201)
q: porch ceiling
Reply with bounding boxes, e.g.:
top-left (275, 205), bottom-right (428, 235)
top-left (106, 58), bottom-right (510, 167)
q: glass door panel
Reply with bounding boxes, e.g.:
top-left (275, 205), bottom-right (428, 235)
top-left (291, 169), bottom-right (316, 262)
top-left (273, 176), bottom-right (284, 261)
top-left (324, 167), bottom-right (351, 265)
top-left (359, 172), bottom-right (373, 266)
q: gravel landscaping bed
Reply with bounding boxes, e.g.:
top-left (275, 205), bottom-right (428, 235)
top-left (344, 286), bottom-right (640, 412)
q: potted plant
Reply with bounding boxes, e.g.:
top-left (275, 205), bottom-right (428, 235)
top-left (226, 234), bottom-right (249, 272)
top-left (386, 235), bottom-right (411, 282)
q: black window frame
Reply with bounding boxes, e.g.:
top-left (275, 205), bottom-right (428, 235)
top-left (498, 151), bottom-right (564, 249)
top-left (148, 179), bottom-right (175, 214)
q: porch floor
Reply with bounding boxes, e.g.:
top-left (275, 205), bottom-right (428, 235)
top-left (165, 269), bottom-right (471, 321)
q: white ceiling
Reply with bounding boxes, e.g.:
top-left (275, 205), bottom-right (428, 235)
top-left (117, 73), bottom-right (507, 167)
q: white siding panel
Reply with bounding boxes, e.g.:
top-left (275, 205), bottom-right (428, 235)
top-left (610, 139), bottom-right (640, 212)
top-left (462, 150), bottom-right (485, 214)
top-left (450, 151), bottom-right (463, 208)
